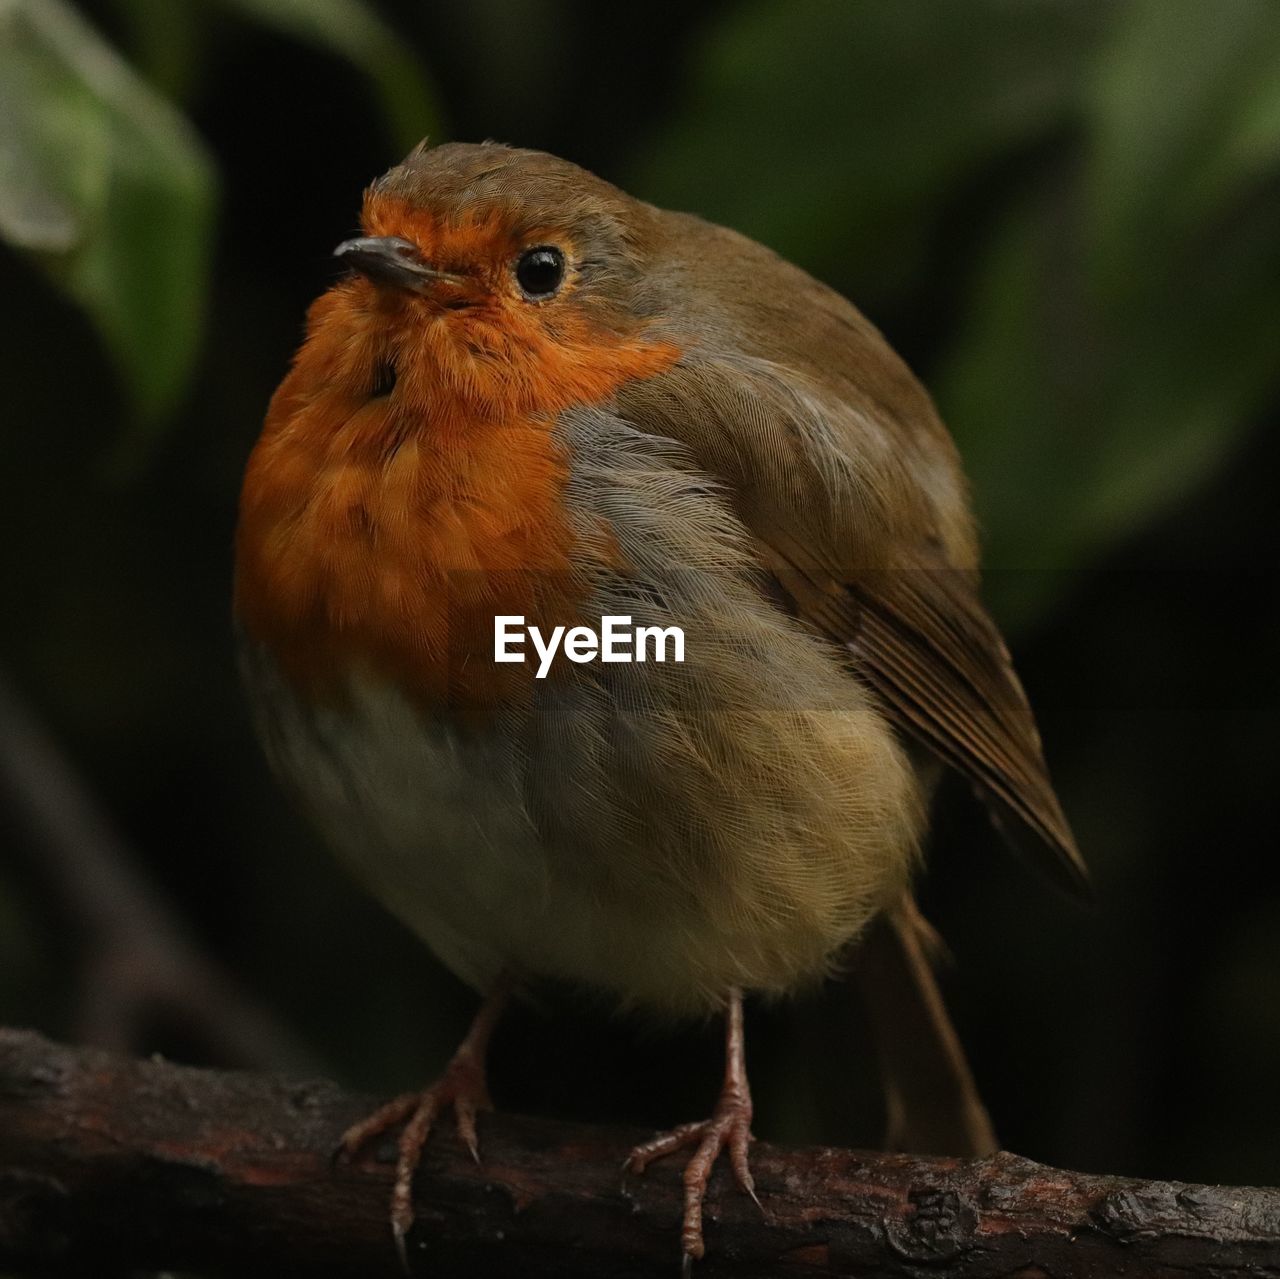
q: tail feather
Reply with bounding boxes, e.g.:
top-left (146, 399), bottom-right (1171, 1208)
top-left (853, 896), bottom-right (998, 1157)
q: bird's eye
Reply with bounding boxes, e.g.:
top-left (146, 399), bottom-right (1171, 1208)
top-left (515, 246), bottom-right (566, 299)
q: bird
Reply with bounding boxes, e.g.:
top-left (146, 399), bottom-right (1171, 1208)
top-left (234, 139), bottom-right (1087, 1271)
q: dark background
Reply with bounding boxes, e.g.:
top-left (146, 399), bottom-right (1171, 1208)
top-left (2, 0), bottom-right (1278, 1208)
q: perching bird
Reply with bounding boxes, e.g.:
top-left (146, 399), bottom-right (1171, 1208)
top-left (235, 140), bottom-right (1087, 1270)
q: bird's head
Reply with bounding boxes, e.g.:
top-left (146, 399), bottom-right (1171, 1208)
top-left (298, 140), bottom-right (677, 427)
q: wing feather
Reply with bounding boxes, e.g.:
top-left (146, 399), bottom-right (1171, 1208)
top-left (617, 360), bottom-right (1089, 898)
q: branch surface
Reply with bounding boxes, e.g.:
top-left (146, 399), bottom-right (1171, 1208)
top-left (1, 1028), bottom-right (1278, 1278)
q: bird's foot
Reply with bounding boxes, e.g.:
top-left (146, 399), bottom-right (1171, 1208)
top-left (334, 978), bottom-right (510, 1271)
top-left (336, 1045), bottom-right (492, 1269)
top-left (625, 1079), bottom-right (760, 1272)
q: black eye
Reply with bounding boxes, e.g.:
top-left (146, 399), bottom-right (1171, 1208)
top-left (515, 246), bottom-right (565, 298)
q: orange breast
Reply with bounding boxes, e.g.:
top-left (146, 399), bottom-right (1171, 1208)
top-left (235, 278), bottom-right (678, 717)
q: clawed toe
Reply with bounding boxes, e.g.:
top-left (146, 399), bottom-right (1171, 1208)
top-left (334, 979), bottom-right (510, 1269)
top-left (626, 1100), bottom-right (757, 1263)
top-left (625, 990), bottom-right (759, 1269)
top-left (335, 1091), bottom-right (421, 1166)
top-left (335, 981), bottom-right (759, 1274)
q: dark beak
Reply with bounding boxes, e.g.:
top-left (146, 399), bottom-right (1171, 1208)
top-left (333, 236), bottom-right (466, 291)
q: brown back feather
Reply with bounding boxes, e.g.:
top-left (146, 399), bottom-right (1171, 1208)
top-left (616, 215), bottom-right (1089, 897)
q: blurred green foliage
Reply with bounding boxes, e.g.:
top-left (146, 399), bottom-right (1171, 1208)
top-left (0, 0), bottom-right (213, 425)
top-left (210, 0), bottom-right (440, 147)
top-left (1, 0), bottom-right (1278, 1210)
top-left (0, 0), bottom-right (435, 433)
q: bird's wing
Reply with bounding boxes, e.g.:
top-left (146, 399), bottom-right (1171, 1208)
top-left (615, 357), bottom-right (1089, 898)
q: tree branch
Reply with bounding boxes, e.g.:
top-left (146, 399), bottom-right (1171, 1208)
top-left (0, 671), bottom-right (315, 1072)
top-left (1, 1030), bottom-right (1278, 1276)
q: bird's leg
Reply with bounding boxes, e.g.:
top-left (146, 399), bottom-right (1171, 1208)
top-left (625, 987), bottom-right (759, 1270)
top-left (336, 973), bottom-right (512, 1266)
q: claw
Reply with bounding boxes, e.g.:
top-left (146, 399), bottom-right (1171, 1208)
top-left (340, 1071), bottom-right (486, 1272)
top-left (627, 988), bottom-right (758, 1266)
top-left (392, 1218), bottom-right (411, 1275)
top-left (332, 976), bottom-right (512, 1265)
top-left (625, 1120), bottom-right (703, 1176)
top-left (455, 1097), bottom-right (485, 1163)
top-left (728, 1125), bottom-right (761, 1211)
top-left (336, 1090), bottom-right (419, 1166)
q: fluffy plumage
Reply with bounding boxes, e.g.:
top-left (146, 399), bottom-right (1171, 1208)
top-left (235, 139), bottom-right (1084, 1019)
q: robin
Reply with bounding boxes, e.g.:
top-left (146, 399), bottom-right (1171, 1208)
top-left (235, 140), bottom-right (1087, 1270)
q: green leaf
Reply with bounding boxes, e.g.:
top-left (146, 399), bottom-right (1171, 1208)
top-left (0, 0), bottom-right (215, 425)
top-left (631, 0), bottom-right (1103, 302)
top-left (215, 0), bottom-right (441, 149)
top-left (940, 174), bottom-right (1280, 629)
top-left (939, 0), bottom-right (1280, 627)
top-left (1086, 0), bottom-right (1280, 288)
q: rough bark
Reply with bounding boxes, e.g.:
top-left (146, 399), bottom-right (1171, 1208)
top-left (1, 1028), bottom-right (1277, 1278)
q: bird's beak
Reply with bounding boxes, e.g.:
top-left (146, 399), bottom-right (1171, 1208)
top-left (333, 236), bottom-right (467, 291)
